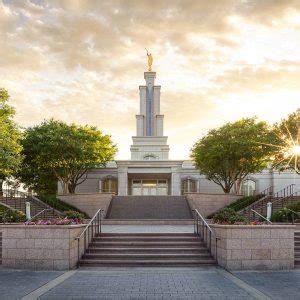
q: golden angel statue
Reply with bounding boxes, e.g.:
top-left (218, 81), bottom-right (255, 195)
top-left (145, 49), bottom-right (153, 71)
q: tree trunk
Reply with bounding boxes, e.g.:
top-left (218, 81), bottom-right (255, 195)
top-left (60, 180), bottom-right (69, 195)
top-left (0, 179), bottom-right (3, 196)
top-left (68, 182), bottom-right (76, 194)
top-left (222, 186), bottom-right (231, 194)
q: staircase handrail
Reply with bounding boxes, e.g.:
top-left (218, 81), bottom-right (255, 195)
top-left (74, 208), bottom-right (103, 267)
top-left (260, 186), bottom-right (274, 197)
top-left (272, 184), bottom-right (295, 199)
top-left (193, 209), bottom-right (212, 232)
top-left (32, 208), bottom-right (59, 220)
top-left (1, 188), bottom-right (61, 218)
top-left (1, 188), bottom-right (30, 199)
top-left (192, 209), bottom-right (219, 263)
top-left (250, 209), bottom-right (272, 224)
top-left (0, 201), bottom-right (19, 211)
top-left (241, 184), bottom-right (296, 213)
top-left (284, 208), bottom-right (300, 217)
top-left (271, 190), bottom-right (300, 207)
top-left (31, 195), bottom-right (62, 215)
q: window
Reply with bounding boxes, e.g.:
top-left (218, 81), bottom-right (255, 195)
top-left (102, 177), bottom-right (118, 193)
top-left (181, 178), bottom-right (197, 194)
top-left (242, 179), bottom-right (256, 196)
top-left (143, 154), bottom-right (157, 160)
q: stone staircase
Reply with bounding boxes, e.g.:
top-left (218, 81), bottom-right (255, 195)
top-left (106, 196), bottom-right (193, 219)
top-left (0, 190), bottom-right (60, 219)
top-left (240, 184), bottom-right (299, 221)
top-left (79, 233), bottom-right (216, 267)
top-left (295, 231), bottom-right (300, 268)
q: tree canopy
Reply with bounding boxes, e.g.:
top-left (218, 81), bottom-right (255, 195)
top-left (18, 119), bottom-right (117, 194)
top-left (0, 89), bottom-right (22, 193)
top-left (191, 118), bottom-right (273, 194)
top-left (271, 110), bottom-right (300, 174)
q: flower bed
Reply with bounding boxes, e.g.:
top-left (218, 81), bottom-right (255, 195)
top-left (25, 217), bottom-right (83, 226)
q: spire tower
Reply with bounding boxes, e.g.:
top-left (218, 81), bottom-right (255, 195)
top-left (130, 71), bottom-right (169, 160)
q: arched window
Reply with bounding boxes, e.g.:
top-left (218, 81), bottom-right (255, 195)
top-left (143, 154), bottom-right (157, 161)
top-left (181, 178), bottom-right (197, 194)
top-left (242, 179), bottom-right (256, 196)
top-left (102, 177), bottom-right (118, 193)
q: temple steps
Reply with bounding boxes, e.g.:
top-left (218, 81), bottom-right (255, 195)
top-left (79, 233), bottom-right (216, 267)
top-left (106, 196), bottom-right (193, 219)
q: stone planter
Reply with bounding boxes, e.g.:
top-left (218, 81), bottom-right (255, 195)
top-left (0, 224), bottom-right (86, 270)
top-left (211, 224), bottom-right (295, 270)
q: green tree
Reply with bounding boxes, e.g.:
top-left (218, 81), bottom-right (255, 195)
top-left (191, 118), bottom-right (273, 194)
top-left (271, 109), bottom-right (300, 174)
top-left (19, 119), bottom-right (117, 194)
top-left (0, 89), bottom-right (22, 195)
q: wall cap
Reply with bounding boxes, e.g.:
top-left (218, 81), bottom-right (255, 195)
top-left (58, 193), bottom-right (115, 196)
top-left (185, 193), bottom-right (242, 196)
top-left (210, 224), bottom-right (296, 229)
top-left (0, 224), bottom-right (87, 229)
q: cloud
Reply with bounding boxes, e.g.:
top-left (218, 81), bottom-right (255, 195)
top-left (0, 0), bottom-right (299, 159)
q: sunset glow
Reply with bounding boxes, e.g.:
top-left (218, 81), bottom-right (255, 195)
top-left (0, 1), bottom-right (300, 159)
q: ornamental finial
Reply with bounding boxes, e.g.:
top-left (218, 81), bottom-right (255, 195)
top-left (145, 48), bottom-right (153, 72)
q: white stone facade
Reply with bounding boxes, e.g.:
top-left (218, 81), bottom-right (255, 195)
top-left (58, 70), bottom-right (300, 196)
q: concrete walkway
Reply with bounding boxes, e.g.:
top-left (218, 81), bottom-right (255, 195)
top-left (0, 267), bottom-right (299, 299)
top-left (102, 225), bottom-right (194, 233)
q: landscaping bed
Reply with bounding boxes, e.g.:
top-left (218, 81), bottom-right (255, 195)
top-left (38, 194), bottom-right (89, 218)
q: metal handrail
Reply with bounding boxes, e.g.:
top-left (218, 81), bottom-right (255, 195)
top-left (284, 208), bottom-right (300, 216)
top-left (260, 186), bottom-right (274, 197)
top-left (272, 190), bottom-right (300, 207)
top-left (243, 184), bottom-right (296, 220)
top-left (31, 208), bottom-right (59, 219)
top-left (75, 209), bottom-right (103, 266)
top-left (192, 209), bottom-right (219, 263)
top-left (251, 209), bottom-right (272, 224)
top-left (193, 209), bottom-right (212, 232)
top-left (0, 188), bottom-right (60, 217)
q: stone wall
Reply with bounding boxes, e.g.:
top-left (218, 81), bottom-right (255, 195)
top-left (58, 193), bottom-right (114, 218)
top-left (186, 193), bottom-right (241, 218)
top-left (0, 224), bottom-right (85, 270)
top-left (211, 224), bottom-right (295, 270)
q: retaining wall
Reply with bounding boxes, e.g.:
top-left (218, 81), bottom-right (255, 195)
top-left (211, 224), bottom-right (295, 270)
top-left (0, 224), bottom-right (85, 270)
top-left (186, 193), bottom-right (241, 217)
top-left (58, 193), bottom-right (114, 218)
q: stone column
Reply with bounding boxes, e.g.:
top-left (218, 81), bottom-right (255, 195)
top-left (98, 179), bottom-right (103, 193)
top-left (118, 167), bottom-right (128, 196)
top-left (171, 168), bottom-right (181, 195)
top-left (197, 179), bottom-right (200, 193)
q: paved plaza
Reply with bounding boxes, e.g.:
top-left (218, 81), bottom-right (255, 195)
top-left (0, 267), bottom-right (299, 299)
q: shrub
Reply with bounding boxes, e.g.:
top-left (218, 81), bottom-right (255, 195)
top-left (212, 208), bottom-right (247, 224)
top-left (207, 194), bottom-right (264, 219)
top-left (271, 201), bottom-right (300, 223)
top-left (0, 205), bottom-right (26, 223)
top-left (61, 210), bottom-right (84, 221)
top-left (38, 194), bottom-right (88, 218)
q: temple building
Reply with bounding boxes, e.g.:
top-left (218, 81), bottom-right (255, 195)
top-left (58, 69), bottom-right (300, 196)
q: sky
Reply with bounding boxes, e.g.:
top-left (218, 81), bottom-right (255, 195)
top-left (0, 0), bottom-right (300, 160)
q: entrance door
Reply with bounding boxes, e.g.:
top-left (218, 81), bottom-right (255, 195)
top-left (142, 180), bottom-right (157, 195)
top-left (131, 179), bottom-right (168, 195)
